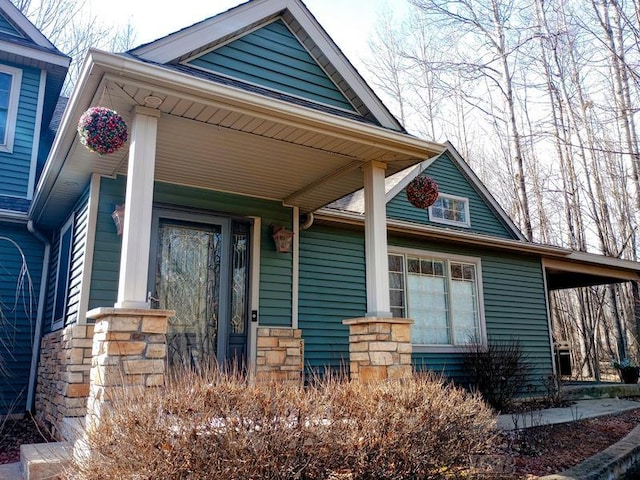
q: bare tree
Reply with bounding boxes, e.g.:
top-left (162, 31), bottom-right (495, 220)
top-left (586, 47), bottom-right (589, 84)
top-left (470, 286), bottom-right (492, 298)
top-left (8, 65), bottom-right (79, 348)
top-left (12, 0), bottom-right (136, 93)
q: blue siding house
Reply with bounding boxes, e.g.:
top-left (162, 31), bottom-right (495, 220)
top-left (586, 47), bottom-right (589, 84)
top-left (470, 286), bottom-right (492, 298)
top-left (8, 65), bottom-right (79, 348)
top-left (0, 0), bottom-right (69, 415)
top-left (1, 0), bottom-right (640, 439)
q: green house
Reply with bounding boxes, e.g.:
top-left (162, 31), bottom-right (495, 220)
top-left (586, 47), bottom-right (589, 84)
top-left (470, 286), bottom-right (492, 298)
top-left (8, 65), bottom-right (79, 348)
top-left (1, 0), bottom-right (639, 439)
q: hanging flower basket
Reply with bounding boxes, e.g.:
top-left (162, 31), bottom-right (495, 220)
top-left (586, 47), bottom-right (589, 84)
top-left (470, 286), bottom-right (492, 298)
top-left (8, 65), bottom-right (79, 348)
top-left (406, 175), bottom-right (439, 209)
top-left (77, 107), bottom-right (128, 155)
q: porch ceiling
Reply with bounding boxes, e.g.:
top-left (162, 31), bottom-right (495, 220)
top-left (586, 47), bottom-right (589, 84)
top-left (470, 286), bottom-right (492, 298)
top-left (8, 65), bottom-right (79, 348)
top-left (544, 254), bottom-right (640, 290)
top-left (34, 51), bottom-right (444, 227)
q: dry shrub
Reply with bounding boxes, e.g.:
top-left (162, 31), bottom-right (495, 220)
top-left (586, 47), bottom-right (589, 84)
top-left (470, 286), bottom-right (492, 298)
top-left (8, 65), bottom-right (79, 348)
top-left (71, 368), bottom-right (497, 480)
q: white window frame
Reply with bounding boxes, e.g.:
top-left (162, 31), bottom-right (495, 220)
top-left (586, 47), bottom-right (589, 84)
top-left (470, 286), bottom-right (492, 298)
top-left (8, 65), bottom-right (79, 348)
top-left (0, 64), bottom-right (22, 154)
top-left (428, 193), bottom-right (471, 228)
top-left (389, 247), bottom-right (487, 353)
top-left (51, 216), bottom-right (74, 331)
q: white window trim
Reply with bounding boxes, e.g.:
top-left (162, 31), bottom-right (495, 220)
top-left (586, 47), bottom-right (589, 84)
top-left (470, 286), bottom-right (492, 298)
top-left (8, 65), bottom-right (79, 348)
top-left (0, 64), bottom-right (22, 154)
top-left (389, 246), bottom-right (487, 353)
top-left (428, 193), bottom-right (471, 228)
top-left (51, 216), bottom-right (74, 331)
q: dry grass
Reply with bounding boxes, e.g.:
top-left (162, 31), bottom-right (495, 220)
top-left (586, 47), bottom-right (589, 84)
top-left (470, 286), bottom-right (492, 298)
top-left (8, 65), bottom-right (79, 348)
top-left (71, 368), bottom-right (497, 479)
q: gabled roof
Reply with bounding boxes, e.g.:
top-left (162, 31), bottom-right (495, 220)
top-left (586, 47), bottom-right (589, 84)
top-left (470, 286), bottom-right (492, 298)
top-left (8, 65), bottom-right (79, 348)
top-left (326, 141), bottom-right (526, 242)
top-left (128, 0), bottom-right (403, 131)
top-left (0, 0), bottom-right (70, 129)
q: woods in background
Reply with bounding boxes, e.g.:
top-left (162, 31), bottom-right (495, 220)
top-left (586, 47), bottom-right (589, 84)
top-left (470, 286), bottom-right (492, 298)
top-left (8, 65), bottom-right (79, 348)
top-left (365, 0), bottom-right (640, 379)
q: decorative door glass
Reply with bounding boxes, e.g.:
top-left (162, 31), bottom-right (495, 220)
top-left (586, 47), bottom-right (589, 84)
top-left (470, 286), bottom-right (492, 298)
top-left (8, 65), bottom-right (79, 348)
top-left (156, 222), bottom-right (221, 369)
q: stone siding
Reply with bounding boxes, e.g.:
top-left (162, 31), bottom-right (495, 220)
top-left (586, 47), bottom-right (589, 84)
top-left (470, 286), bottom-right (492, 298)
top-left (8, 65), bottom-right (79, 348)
top-left (85, 308), bottom-right (172, 430)
top-left (255, 327), bottom-right (303, 382)
top-left (35, 325), bottom-right (94, 439)
top-left (343, 317), bottom-right (413, 382)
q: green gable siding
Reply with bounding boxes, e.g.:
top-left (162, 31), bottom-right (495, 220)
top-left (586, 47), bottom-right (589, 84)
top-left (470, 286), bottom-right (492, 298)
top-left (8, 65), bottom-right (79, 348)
top-left (298, 224), bottom-right (552, 390)
top-left (0, 222), bottom-right (43, 414)
top-left (299, 225), bottom-right (366, 372)
top-left (188, 20), bottom-right (355, 112)
top-left (0, 63), bottom-right (40, 198)
top-left (0, 13), bottom-right (21, 37)
top-left (387, 153), bottom-right (518, 239)
top-left (89, 176), bottom-right (293, 327)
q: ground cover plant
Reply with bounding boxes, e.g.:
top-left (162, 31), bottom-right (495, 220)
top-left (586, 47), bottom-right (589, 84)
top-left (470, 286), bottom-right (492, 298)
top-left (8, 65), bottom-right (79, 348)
top-left (71, 369), bottom-right (497, 479)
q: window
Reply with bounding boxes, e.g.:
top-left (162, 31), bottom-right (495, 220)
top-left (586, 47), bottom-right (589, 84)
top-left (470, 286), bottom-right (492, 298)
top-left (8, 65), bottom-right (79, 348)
top-left (0, 64), bottom-right (22, 153)
top-left (52, 217), bottom-right (73, 330)
top-left (389, 250), bottom-right (485, 351)
top-left (428, 194), bottom-right (470, 227)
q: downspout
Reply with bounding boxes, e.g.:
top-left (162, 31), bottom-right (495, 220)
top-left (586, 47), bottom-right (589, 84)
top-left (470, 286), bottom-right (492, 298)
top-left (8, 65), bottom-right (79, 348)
top-left (26, 220), bottom-right (50, 411)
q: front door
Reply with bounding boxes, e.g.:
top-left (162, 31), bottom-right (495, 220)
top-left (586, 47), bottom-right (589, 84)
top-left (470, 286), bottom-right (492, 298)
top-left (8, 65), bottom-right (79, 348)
top-left (151, 213), bottom-right (250, 369)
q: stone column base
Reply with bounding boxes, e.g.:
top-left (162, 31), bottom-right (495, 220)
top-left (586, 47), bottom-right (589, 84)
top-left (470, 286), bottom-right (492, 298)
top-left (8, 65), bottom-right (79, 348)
top-left (342, 317), bottom-right (413, 382)
top-left (255, 327), bottom-right (304, 383)
top-left (84, 307), bottom-right (173, 430)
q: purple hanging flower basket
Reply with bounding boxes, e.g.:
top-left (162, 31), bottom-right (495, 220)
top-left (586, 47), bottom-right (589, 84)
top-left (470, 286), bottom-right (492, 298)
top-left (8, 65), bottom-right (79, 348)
top-left (406, 175), bottom-right (439, 209)
top-left (77, 107), bottom-right (128, 155)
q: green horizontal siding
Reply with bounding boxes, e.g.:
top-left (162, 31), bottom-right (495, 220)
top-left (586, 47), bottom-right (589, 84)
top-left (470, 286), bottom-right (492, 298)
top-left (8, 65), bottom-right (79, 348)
top-left (0, 222), bottom-right (43, 414)
top-left (0, 62), bottom-right (39, 198)
top-left (299, 225), bottom-right (366, 372)
top-left (89, 176), bottom-right (293, 327)
top-left (387, 152), bottom-right (517, 239)
top-left (298, 225), bottom-right (552, 391)
top-left (64, 188), bottom-right (90, 326)
top-left (0, 13), bottom-right (21, 36)
top-left (188, 20), bottom-right (355, 111)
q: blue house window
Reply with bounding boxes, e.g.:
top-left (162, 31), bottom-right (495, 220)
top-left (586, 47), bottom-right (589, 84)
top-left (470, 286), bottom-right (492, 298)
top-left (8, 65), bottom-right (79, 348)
top-left (388, 249), bottom-right (486, 352)
top-left (0, 64), bottom-right (22, 153)
top-left (52, 217), bottom-right (74, 330)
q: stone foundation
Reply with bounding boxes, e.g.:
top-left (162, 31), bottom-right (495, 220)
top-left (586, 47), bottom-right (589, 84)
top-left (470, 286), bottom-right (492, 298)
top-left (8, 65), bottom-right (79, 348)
top-left (255, 327), bottom-right (303, 382)
top-left (343, 317), bottom-right (413, 382)
top-left (85, 308), bottom-right (173, 430)
top-left (35, 324), bottom-right (94, 439)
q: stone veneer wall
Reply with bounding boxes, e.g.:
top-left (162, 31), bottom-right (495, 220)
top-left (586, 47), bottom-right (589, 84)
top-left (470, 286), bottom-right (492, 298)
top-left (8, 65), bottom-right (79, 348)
top-left (35, 324), bottom-right (94, 439)
top-left (85, 308), bottom-right (172, 430)
top-left (255, 327), bottom-right (303, 382)
top-left (342, 318), bottom-right (413, 382)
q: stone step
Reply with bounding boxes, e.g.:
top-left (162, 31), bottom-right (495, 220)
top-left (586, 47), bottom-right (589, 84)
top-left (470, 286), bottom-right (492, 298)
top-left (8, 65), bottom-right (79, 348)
top-left (20, 442), bottom-right (73, 480)
top-left (0, 462), bottom-right (22, 480)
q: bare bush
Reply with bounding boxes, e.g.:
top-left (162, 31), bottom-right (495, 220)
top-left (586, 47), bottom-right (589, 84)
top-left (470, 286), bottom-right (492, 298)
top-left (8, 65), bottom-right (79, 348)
top-left (71, 368), bottom-right (497, 479)
top-left (461, 338), bottom-right (532, 412)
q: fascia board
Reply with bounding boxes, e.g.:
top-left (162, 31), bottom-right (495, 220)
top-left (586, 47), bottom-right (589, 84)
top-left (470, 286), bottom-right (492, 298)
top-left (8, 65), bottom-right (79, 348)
top-left (0, 39), bottom-right (70, 68)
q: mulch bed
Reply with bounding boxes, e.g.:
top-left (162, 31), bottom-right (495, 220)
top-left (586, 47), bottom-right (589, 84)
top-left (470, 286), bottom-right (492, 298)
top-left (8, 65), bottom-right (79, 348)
top-left (0, 414), bottom-right (55, 464)
top-left (498, 407), bottom-right (640, 478)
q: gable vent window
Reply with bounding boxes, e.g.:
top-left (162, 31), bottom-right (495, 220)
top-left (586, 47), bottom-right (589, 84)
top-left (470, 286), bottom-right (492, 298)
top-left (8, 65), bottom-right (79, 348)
top-left (52, 217), bottom-right (74, 330)
top-left (428, 194), bottom-right (470, 227)
top-left (389, 250), bottom-right (486, 352)
top-left (0, 65), bottom-right (22, 153)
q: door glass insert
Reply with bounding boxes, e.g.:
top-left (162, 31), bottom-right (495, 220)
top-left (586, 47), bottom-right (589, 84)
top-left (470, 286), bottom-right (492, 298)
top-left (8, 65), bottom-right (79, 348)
top-left (157, 222), bottom-right (221, 369)
top-left (228, 222), bottom-right (250, 366)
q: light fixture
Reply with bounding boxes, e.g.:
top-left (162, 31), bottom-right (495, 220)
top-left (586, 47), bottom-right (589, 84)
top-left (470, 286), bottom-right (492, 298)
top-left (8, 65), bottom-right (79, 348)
top-left (271, 225), bottom-right (294, 253)
top-left (111, 204), bottom-right (125, 236)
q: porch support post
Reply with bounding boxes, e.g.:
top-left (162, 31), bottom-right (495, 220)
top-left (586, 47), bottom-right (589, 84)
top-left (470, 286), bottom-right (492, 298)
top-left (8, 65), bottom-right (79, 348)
top-left (115, 106), bottom-right (161, 309)
top-left (363, 161), bottom-right (391, 317)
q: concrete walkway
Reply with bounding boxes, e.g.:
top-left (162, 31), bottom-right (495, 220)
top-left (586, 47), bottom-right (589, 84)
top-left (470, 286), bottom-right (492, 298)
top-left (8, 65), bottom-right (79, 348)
top-left (498, 398), bottom-right (640, 430)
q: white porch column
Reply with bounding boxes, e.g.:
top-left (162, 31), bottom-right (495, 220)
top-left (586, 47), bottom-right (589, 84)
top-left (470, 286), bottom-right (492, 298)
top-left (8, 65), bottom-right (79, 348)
top-left (115, 106), bottom-right (161, 309)
top-left (363, 161), bottom-right (392, 317)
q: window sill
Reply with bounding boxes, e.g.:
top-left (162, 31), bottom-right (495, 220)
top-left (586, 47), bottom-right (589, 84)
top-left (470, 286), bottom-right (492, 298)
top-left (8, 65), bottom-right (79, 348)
top-left (413, 343), bottom-right (485, 354)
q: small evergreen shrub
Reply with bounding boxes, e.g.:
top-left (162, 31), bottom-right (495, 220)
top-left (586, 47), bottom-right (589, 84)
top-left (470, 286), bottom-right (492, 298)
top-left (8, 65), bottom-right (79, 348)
top-left (71, 368), bottom-right (497, 479)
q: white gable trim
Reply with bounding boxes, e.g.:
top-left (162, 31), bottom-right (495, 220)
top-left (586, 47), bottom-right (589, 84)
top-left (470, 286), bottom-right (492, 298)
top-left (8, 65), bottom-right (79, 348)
top-left (130, 0), bottom-right (403, 130)
top-left (0, 0), bottom-right (58, 50)
top-left (384, 142), bottom-right (526, 241)
top-left (0, 39), bottom-right (70, 67)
